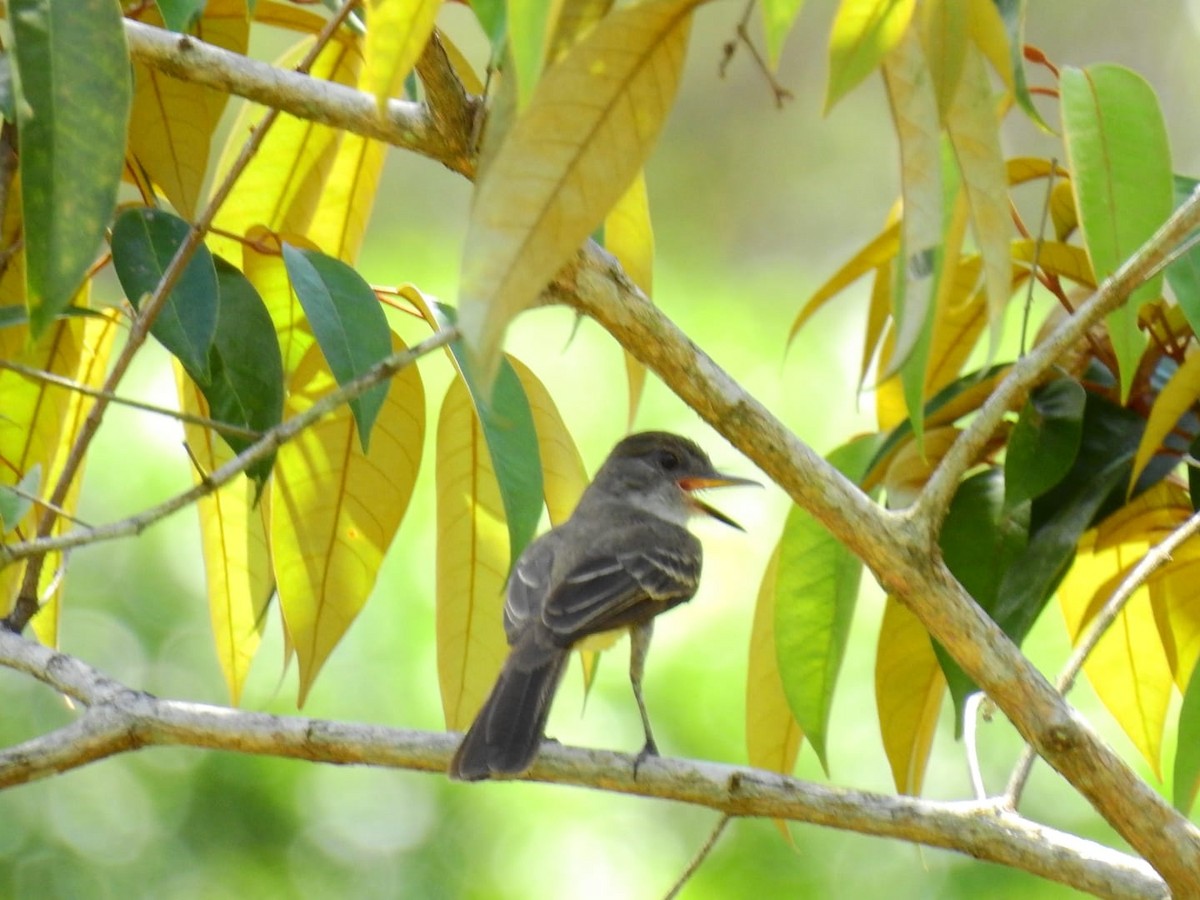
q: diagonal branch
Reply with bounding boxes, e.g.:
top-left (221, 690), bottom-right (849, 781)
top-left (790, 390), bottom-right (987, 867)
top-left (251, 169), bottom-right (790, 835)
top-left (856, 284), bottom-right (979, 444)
top-left (0, 630), bottom-right (1165, 900)
top-left (551, 239), bottom-right (1200, 893)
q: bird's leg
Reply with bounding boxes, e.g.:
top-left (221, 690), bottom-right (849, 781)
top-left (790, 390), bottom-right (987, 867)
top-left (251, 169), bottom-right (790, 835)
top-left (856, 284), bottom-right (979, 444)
top-left (629, 620), bottom-right (658, 776)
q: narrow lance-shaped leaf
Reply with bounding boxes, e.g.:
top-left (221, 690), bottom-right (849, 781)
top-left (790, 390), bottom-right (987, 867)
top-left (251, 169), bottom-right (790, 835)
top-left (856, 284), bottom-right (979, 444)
top-left (1062, 64), bottom-right (1173, 401)
top-left (402, 288), bottom-right (544, 565)
top-left (761, 0), bottom-right (809, 69)
top-left (111, 208), bottom-right (218, 382)
top-left (282, 244), bottom-right (391, 451)
top-left (1131, 352), bottom-right (1200, 493)
top-left (458, 0), bottom-right (700, 385)
top-left (774, 436), bottom-right (879, 773)
top-left (603, 171), bottom-right (654, 430)
top-left (364, 0), bottom-right (441, 111)
top-left (272, 335), bottom-right (425, 705)
top-left (1004, 376), bottom-right (1086, 510)
top-left (10, 0), bottom-right (130, 336)
top-left (825, 0), bottom-right (916, 113)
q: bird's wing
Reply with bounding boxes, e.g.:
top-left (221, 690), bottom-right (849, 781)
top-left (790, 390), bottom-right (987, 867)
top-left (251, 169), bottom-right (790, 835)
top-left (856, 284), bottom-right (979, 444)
top-left (541, 523), bottom-right (702, 644)
top-left (503, 533), bottom-right (557, 643)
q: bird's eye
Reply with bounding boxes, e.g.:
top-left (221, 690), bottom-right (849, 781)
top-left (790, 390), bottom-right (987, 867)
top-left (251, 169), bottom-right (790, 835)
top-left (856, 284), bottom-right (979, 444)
top-left (658, 449), bottom-right (681, 471)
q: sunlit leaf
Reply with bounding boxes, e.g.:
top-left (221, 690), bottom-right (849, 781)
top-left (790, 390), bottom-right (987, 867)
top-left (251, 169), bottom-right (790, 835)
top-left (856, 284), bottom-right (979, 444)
top-left (242, 227), bottom-right (314, 377)
top-left (458, 0), bottom-right (699, 383)
top-left (1061, 64), bottom-right (1173, 401)
top-left (747, 545), bottom-right (804, 843)
top-left (402, 287), bottom-right (545, 565)
top-left (282, 244), bottom-right (391, 450)
top-left (509, 0), bottom-right (554, 105)
top-left (761, 0), bottom-right (808, 68)
top-left (790, 222), bottom-right (901, 345)
top-left (11, 0), bottom-right (130, 335)
top-left (435, 374), bottom-right (511, 729)
top-left (1132, 351), bottom-right (1200, 492)
top-left (876, 595), bottom-right (945, 794)
top-left (923, 256), bottom-right (987, 396)
top-left (966, 0), bottom-right (1012, 91)
top-left (127, 1), bottom-right (249, 218)
top-left (364, 0), bottom-right (441, 110)
top-left (918, 0), bottom-right (966, 116)
top-left (545, 0), bottom-right (615, 64)
top-left (943, 44), bottom-right (1012, 357)
top-left (1050, 180), bottom-right (1078, 242)
top-left (1059, 531), bottom-right (1172, 776)
top-left (111, 207), bottom-right (219, 382)
top-left (177, 368), bottom-right (273, 705)
top-left (272, 335), bottom-right (425, 705)
top-left (604, 171), bottom-right (654, 430)
top-left (1009, 238), bottom-right (1094, 287)
top-left (825, 0), bottom-right (916, 112)
top-left (1004, 376), bottom-right (1085, 510)
top-left (773, 438), bottom-right (876, 773)
top-left (1175, 658), bottom-right (1200, 814)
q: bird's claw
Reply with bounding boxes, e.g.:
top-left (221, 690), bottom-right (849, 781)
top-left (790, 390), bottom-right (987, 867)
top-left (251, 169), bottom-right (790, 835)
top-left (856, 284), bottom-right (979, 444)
top-left (632, 739), bottom-right (659, 779)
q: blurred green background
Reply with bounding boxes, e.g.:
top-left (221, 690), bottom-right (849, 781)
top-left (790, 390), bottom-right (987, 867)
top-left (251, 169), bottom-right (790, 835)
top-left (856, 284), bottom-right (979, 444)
top-left (3, 1), bottom-right (1200, 897)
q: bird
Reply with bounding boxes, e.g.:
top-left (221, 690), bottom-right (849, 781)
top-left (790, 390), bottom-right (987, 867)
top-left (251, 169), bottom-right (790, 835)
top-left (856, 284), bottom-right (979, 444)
top-left (448, 430), bottom-right (756, 781)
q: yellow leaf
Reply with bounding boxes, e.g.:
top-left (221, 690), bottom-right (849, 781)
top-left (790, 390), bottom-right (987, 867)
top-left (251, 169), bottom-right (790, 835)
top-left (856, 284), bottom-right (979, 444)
top-left (966, 0), bottom-right (1012, 90)
top-left (457, 0), bottom-right (699, 382)
top-left (242, 227), bottom-right (316, 376)
top-left (177, 369), bottom-right (273, 706)
top-left (876, 596), bottom-right (944, 794)
top-left (604, 171), bottom-right (654, 430)
top-left (1131, 351), bottom-right (1200, 491)
top-left (252, 1), bottom-right (327, 32)
top-left (1095, 481), bottom-right (1189, 551)
top-left (877, 425), bottom-right (960, 508)
top-left (1155, 551), bottom-right (1200, 689)
top-left (435, 375), bottom-right (511, 729)
top-left (859, 255), bottom-right (893, 394)
top-left (126, 1), bottom-right (249, 218)
top-left (305, 119), bottom-right (388, 264)
top-left (545, 0), bottom-right (615, 64)
top-left (790, 221), bottom-right (900, 346)
top-left (1059, 532), bottom-right (1172, 776)
top-left (364, 0), bottom-right (442, 111)
top-left (918, 0), bottom-right (967, 115)
top-left (924, 256), bottom-right (986, 395)
top-left (1004, 156), bottom-right (1067, 188)
top-left (1010, 238), bottom-right (1095, 288)
top-left (944, 44), bottom-right (1012, 353)
top-left (747, 545), bottom-right (805, 775)
top-left (272, 336), bottom-right (425, 705)
top-left (208, 36), bottom-right (361, 262)
top-left (438, 29), bottom-right (485, 95)
top-left (1050, 180), bottom-right (1078, 241)
top-left (826, 0), bottom-right (917, 113)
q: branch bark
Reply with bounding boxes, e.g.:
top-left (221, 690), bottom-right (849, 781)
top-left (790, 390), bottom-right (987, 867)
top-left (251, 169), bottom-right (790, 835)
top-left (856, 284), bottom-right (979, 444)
top-left (0, 631), bottom-right (1164, 900)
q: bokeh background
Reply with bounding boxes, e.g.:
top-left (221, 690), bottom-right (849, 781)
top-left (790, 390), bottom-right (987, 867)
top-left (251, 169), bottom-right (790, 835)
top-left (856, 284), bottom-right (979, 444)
top-left (3, 1), bottom-right (1200, 897)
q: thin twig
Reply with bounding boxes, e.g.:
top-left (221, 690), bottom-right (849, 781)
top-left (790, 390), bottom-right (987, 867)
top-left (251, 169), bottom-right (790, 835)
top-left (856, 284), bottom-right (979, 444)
top-left (717, 0), bottom-right (792, 108)
top-left (8, 2), bottom-right (363, 633)
top-left (663, 814), bottom-right (732, 900)
top-left (0, 328), bottom-right (457, 570)
top-left (0, 358), bottom-right (261, 441)
top-left (963, 692), bottom-right (988, 801)
top-left (1005, 507), bottom-right (1200, 808)
top-left (1019, 159), bottom-right (1056, 357)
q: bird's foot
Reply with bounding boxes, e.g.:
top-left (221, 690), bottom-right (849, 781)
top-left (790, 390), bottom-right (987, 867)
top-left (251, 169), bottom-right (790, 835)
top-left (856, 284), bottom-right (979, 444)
top-left (632, 739), bottom-right (659, 779)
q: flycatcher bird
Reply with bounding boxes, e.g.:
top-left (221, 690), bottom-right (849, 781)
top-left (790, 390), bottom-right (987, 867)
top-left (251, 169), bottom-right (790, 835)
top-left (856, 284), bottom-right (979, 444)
top-left (449, 431), bottom-right (756, 781)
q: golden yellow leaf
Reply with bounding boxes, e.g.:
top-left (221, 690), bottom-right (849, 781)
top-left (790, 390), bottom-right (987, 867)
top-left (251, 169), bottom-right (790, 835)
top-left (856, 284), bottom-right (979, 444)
top-left (1131, 351), bottom-right (1200, 491)
top-left (1155, 551), bottom-right (1200, 688)
top-left (859, 256), bottom-right (893, 394)
top-left (1050, 179), bottom-right (1078, 241)
top-left (604, 171), bottom-right (654, 430)
top-left (272, 336), bottom-right (425, 705)
top-left (208, 36), bottom-right (361, 262)
top-left (435, 375), bottom-right (510, 729)
top-left (924, 256), bottom-right (986, 396)
top-left (364, 0), bottom-right (442, 111)
top-left (545, 0), bottom-right (615, 64)
top-left (943, 44), bottom-right (1012, 352)
top-left (127, 1), bottom-right (249, 218)
top-left (252, 1), bottom-right (327, 32)
top-left (1010, 238), bottom-right (1095, 288)
top-left (177, 368), bottom-right (273, 706)
top-left (918, 0), bottom-right (967, 116)
top-left (305, 122), bottom-right (388, 264)
top-left (876, 595), bottom-right (945, 794)
top-left (457, 0), bottom-right (699, 382)
top-left (438, 29), bottom-right (485, 95)
top-left (877, 425), bottom-right (961, 508)
top-left (826, 0), bottom-right (917, 113)
top-left (242, 227), bottom-right (316, 376)
top-left (1059, 531), bottom-right (1172, 776)
top-left (966, 0), bottom-right (1012, 90)
top-left (790, 221), bottom-right (900, 346)
top-left (1004, 156), bottom-right (1067, 187)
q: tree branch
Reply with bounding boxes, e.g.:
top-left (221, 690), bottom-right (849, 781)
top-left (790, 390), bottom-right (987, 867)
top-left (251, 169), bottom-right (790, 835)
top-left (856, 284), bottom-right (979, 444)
top-left (552, 239), bottom-right (1200, 892)
top-left (0, 630), bottom-right (1165, 900)
top-left (122, 19), bottom-right (476, 177)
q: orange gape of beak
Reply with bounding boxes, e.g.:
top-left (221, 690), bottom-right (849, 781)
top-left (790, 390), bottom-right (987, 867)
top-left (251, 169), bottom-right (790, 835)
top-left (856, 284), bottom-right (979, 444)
top-left (677, 474), bottom-right (759, 530)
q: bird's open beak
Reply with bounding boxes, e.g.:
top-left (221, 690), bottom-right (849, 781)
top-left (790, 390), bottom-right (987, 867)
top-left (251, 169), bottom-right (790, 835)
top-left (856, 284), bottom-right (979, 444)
top-left (677, 474), bottom-right (760, 531)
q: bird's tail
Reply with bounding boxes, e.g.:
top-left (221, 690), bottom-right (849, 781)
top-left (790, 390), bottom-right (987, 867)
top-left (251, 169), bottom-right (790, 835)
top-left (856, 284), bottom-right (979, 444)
top-left (448, 630), bottom-right (569, 781)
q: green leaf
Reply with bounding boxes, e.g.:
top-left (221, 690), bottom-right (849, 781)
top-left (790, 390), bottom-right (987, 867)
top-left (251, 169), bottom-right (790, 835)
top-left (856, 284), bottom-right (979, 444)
top-left (762, 0), bottom-right (808, 68)
top-left (111, 208), bottom-right (218, 382)
top-left (281, 244), bottom-right (391, 451)
top-left (206, 258), bottom-right (286, 488)
top-left (934, 468), bottom-right (1029, 727)
top-left (426, 303), bottom-right (544, 565)
top-left (991, 0), bottom-right (1050, 131)
top-left (10, 0), bottom-right (130, 336)
top-left (1174, 657), bottom-right (1200, 814)
top-left (154, 0), bottom-right (208, 32)
top-left (0, 464), bottom-right (40, 533)
top-left (468, 0), bottom-right (508, 55)
top-left (1167, 175), bottom-right (1200, 337)
top-left (509, 0), bottom-right (553, 105)
top-left (1061, 64), bottom-right (1174, 401)
top-left (993, 389), bottom-right (1145, 649)
top-left (774, 436), bottom-right (879, 773)
top-left (1004, 377), bottom-right (1085, 509)
top-left (825, 0), bottom-right (916, 112)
